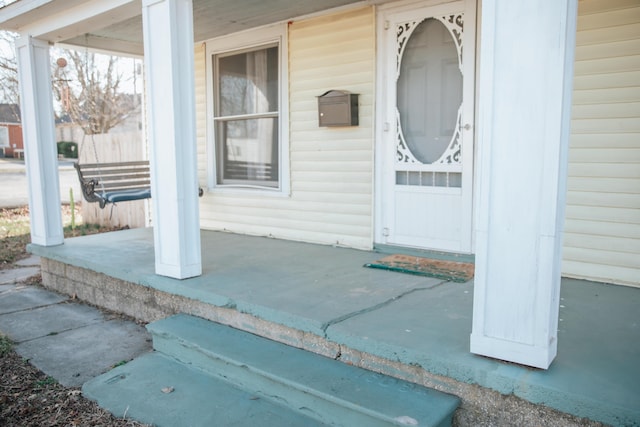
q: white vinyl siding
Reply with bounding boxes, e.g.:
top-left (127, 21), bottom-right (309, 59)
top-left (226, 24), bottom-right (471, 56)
top-left (195, 43), bottom-right (208, 185)
top-left (563, 0), bottom-right (640, 286)
top-left (198, 7), bottom-right (375, 249)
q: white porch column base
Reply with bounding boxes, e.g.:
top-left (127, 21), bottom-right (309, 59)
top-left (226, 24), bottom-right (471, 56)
top-left (15, 37), bottom-right (63, 247)
top-left (470, 1), bottom-right (578, 369)
top-left (142, 0), bottom-right (201, 279)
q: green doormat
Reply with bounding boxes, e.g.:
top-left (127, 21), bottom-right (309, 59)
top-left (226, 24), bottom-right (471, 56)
top-left (365, 254), bottom-right (475, 283)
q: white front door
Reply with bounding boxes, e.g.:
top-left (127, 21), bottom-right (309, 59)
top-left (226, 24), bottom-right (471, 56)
top-left (377, 1), bottom-right (476, 253)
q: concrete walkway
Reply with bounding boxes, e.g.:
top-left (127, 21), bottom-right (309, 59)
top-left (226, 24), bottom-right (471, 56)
top-left (0, 255), bottom-right (151, 387)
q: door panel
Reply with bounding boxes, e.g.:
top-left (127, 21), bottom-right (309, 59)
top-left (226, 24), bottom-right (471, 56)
top-left (378, 1), bottom-right (475, 253)
top-left (394, 188), bottom-right (462, 250)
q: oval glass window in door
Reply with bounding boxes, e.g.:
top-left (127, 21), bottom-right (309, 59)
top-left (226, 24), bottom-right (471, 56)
top-left (397, 18), bottom-right (462, 165)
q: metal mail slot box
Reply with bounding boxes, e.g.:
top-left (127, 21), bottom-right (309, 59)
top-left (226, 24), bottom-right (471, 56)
top-left (317, 90), bottom-right (359, 127)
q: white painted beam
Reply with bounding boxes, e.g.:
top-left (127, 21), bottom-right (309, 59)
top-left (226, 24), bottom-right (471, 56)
top-left (142, 0), bottom-right (201, 279)
top-left (20, 0), bottom-right (141, 44)
top-left (0, 1), bottom-right (78, 29)
top-left (58, 36), bottom-right (144, 58)
top-left (470, 0), bottom-right (578, 369)
top-left (15, 36), bottom-right (64, 247)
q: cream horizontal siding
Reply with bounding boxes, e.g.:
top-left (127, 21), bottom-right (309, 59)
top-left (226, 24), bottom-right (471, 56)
top-left (563, 0), bottom-right (640, 286)
top-left (572, 102), bottom-right (640, 119)
top-left (571, 133), bottom-right (638, 148)
top-left (563, 260), bottom-right (638, 285)
top-left (565, 218), bottom-right (640, 238)
top-left (194, 43), bottom-right (208, 185)
top-left (573, 87), bottom-right (640, 104)
top-left (574, 71), bottom-right (640, 91)
top-left (569, 163), bottom-right (640, 178)
top-left (199, 7), bottom-right (375, 249)
top-left (574, 55), bottom-right (640, 75)
top-left (566, 204), bottom-right (639, 223)
top-left (567, 191), bottom-right (639, 208)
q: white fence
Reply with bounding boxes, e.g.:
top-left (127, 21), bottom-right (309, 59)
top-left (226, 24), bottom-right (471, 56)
top-left (77, 131), bottom-right (149, 229)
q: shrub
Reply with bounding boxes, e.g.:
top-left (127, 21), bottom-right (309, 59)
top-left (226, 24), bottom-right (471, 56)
top-left (56, 141), bottom-right (78, 158)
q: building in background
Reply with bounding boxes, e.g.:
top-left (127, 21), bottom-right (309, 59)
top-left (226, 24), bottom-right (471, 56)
top-left (0, 103), bottom-right (22, 158)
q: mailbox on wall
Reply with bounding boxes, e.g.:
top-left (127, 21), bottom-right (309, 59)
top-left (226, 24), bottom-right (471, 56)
top-left (317, 90), bottom-right (359, 127)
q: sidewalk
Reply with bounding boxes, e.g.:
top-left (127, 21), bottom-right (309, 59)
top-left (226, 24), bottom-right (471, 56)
top-left (0, 157), bottom-right (27, 173)
top-left (0, 156), bottom-right (77, 173)
top-left (0, 255), bottom-right (151, 387)
top-left (0, 157), bottom-right (81, 208)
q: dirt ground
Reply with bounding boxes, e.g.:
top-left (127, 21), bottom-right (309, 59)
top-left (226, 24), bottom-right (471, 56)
top-left (0, 206), bottom-right (149, 426)
top-left (0, 336), bottom-right (148, 427)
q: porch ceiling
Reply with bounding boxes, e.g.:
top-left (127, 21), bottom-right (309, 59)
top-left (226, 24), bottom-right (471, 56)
top-left (0, 0), bottom-right (366, 56)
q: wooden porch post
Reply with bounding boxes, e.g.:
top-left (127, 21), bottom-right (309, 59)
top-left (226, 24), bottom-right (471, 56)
top-left (15, 36), bottom-right (64, 247)
top-left (141, 0), bottom-right (201, 279)
top-left (470, 0), bottom-right (578, 369)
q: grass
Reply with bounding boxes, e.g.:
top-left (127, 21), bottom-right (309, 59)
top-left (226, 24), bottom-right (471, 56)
top-left (0, 206), bottom-right (31, 267)
top-left (111, 360), bottom-right (128, 369)
top-left (0, 334), bottom-right (11, 356)
top-left (35, 376), bottom-right (57, 388)
top-left (0, 206), bottom-right (111, 270)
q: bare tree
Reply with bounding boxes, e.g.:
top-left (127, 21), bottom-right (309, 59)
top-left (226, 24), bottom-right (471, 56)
top-left (53, 50), bottom-right (140, 135)
top-left (0, 34), bottom-right (140, 134)
top-left (0, 31), bottom-right (19, 111)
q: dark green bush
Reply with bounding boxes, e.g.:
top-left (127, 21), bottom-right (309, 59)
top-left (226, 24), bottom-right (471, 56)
top-left (56, 141), bottom-right (78, 158)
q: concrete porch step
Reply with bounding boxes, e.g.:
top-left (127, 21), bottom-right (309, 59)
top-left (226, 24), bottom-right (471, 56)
top-left (84, 314), bottom-right (460, 427)
top-left (83, 352), bottom-right (327, 426)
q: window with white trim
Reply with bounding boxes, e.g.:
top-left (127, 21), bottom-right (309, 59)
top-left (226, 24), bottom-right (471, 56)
top-left (209, 27), bottom-right (287, 191)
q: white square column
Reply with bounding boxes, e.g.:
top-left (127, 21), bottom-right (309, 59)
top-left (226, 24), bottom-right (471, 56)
top-left (142, 0), bottom-right (201, 279)
top-left (471, 1), bottom-right (578, 369)
top-left (15, 37), bottom-right (63, 247)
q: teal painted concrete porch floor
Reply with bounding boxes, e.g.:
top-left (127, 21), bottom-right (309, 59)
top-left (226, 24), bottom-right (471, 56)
top-left (30, 228), bottom-right (640, 426)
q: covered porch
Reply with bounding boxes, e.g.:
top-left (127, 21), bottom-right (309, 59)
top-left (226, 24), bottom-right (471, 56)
top-left (1, 0), bottom-right (582, 373)
top-left (7, 1), bottom-right (638, 422)
top-left (29, 228), bottom-right (640, 426)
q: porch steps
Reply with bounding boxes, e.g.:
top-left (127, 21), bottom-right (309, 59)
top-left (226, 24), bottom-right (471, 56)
top-left (83, 314), bottom-right (460, 427)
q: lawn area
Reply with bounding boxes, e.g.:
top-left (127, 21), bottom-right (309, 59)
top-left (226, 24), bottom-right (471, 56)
top-left (0, 206), bottom-right (110, 269)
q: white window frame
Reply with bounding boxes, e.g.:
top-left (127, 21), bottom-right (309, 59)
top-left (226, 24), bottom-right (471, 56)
top-left (206, 24), bottom-right (290, 196)
top-left (0, 126), bottom-right (9, 147)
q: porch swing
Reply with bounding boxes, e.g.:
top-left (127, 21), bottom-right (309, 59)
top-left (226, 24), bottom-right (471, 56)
top-left (73, 134), bottom-right (152, 209)
top-left (75, 152), bottom-right (205, 209)
top-left (74, 134), bottom-right (205, 209)
top-left (56, 51), bottom-right (152, 210)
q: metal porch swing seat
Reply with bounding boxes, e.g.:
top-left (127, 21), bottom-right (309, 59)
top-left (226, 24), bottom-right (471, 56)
top-left (73, 135), bottom-right (151, 209)
top-left (74, 160), bottom-right (152, 209)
